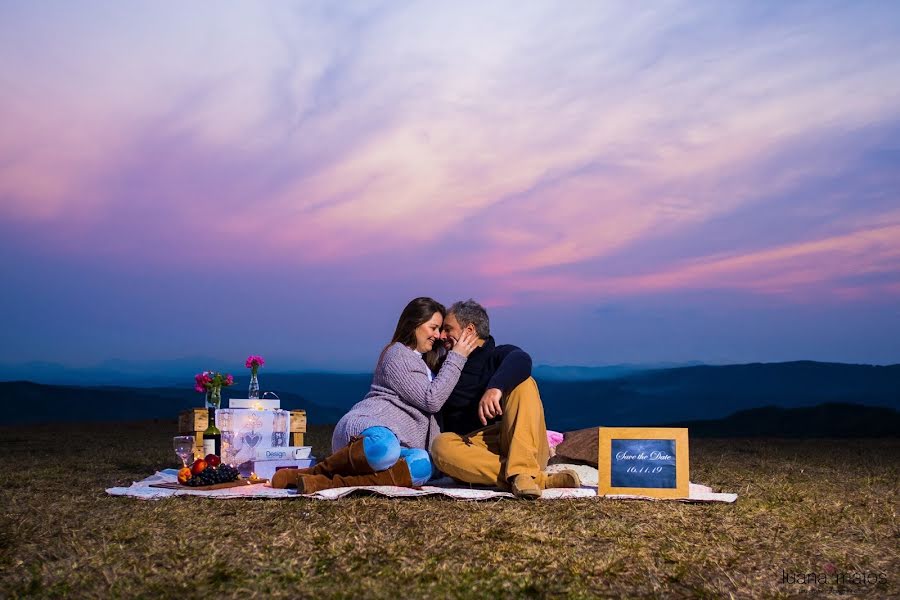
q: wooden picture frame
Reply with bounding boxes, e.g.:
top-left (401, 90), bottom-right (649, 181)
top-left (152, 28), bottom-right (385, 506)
top-left (598, 427), bottom-right (689, 499)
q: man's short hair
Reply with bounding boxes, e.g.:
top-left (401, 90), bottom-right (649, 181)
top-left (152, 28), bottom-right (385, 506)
top-left (448, 299), bottom-right (490, 339)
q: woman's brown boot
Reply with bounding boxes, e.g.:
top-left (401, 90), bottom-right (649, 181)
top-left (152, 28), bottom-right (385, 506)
top-left (273, 437), bottom-right (373, 488)
top-left (294, 459), bottom-right (413, 494)
top-left (270, 467), bottom-right (305, 489)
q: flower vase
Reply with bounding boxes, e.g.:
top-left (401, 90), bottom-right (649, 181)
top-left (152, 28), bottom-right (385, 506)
top-left (248, 370), bottom-right (260, 399)
top-left (206, 386), bottom-right (222, 409)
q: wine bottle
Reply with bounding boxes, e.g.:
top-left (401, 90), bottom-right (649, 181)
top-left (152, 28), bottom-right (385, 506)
top-left (203, 407), bottom-right (221, 457)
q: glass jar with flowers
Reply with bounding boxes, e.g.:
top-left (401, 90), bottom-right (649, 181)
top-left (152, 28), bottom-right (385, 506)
top-left (194, 371), bottom-right (235, 409)
top-left (245, 355), bottom-right (265, 399)
top-left (193, 370), bottom-right (235, 456)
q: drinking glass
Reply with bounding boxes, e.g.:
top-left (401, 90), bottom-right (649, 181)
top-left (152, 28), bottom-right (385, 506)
top-left (173, 435), bottom-right (195, 467)
top-left (271, 409), bottom-right (287, 447)
top-left (218, 409), bottom-right (234, 464)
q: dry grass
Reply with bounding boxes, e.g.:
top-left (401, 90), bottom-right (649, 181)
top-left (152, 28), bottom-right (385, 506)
top-left (0, 421), bottom-right (897, 599)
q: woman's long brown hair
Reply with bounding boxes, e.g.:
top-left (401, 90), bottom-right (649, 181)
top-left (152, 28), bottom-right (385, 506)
top-left (378, 297), bottom-right (446, 373)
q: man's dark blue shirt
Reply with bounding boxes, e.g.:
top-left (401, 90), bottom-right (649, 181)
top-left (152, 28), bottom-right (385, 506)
top-left (438, 336), bottom-right (532, 435)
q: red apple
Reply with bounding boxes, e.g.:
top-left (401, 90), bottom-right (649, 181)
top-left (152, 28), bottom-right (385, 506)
top-left (191, 459), bottom-right (208, 475)
top-left (177, 467), bottom-right (192, 484)
top-left (205, 454), bottom-right (221, 467)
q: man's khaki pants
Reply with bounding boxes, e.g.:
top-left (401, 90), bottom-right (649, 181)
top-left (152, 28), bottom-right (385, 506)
top-left (431, 377), bottom-right (552, 489)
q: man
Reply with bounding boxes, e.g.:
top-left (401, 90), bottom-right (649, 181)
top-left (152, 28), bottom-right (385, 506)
top-left (431, 299), bottom-right (580, 499)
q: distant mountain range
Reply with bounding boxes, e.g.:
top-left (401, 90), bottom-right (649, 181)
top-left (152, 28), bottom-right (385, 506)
top-left (532, 362), bottom-right (705, 380)
top-left (0, 380), bottom-right (350, 426)
top-left (667, 403), bottom-right (900, 437)
top-left (0, 361), bottom-right (897, 436)
top-left (0, 358), bottom-right (221, 387)
top-left (536, 360), bottom-right (900, 431)
top-left (0, 359), bottom-right (690, 387)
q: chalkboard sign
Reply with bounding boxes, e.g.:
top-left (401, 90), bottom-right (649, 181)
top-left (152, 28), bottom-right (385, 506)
top-left (598, 427), bottom-right (689, 499)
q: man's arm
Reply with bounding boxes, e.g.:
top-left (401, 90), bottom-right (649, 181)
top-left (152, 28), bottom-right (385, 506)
top-left (478, 345), bottom-right (532, 425)
top-left (487, 345), bottom-right (532, 393)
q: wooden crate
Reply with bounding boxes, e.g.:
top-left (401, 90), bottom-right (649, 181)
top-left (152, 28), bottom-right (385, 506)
top-left (290, 410), bottom-right (307, 433)
top-left (188, 432), bottom-right (204, 460)
top-left (178, 408), bottom-right (308, 456)
top-left (290, 409), bottom-right (306, 447)
top-left (179, 408), bottom-right (307, 433)
top-left (178, 408), bottom-right (208, 434)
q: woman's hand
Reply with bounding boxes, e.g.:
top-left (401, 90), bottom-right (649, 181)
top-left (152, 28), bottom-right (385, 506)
top-left (450, 328), bottom-right (479, 358)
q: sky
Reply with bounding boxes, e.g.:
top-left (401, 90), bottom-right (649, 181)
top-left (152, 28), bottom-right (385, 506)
top-left (1, 0), bottom-right (899, 371)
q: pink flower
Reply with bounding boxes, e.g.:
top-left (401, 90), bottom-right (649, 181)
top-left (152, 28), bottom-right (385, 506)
top-left (245, 355), bottom-right (265, 369)
top-left (193, 371), bottom-right (230, 391)
top-left (194, 372), bottom-right (212, 393)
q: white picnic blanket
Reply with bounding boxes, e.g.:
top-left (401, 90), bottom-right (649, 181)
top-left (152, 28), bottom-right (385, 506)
top-left (106, 465), bottom-right (737, 503)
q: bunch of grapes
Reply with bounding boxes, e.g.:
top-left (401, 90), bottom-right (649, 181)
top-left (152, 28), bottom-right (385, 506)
top-left (186, 464), bottom-right (240, 487)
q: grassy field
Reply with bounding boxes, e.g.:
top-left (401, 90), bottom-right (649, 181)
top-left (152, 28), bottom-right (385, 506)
top-left (0, 421), bottom-right (897, 599)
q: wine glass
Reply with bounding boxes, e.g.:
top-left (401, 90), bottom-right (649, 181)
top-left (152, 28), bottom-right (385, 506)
top-left (173, 436), bottom-right (195, 467)
top-left (218, 409), bottom-right (234, 464)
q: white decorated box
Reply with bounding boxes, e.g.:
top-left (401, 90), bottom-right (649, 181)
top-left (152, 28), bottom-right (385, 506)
top-left (244, 458), bottom-right (317, 480)
top-left (216, 408), bottom-right (290, 465)
top-left (229, 398), bottom-right (281, 410)
top-left (254, 446), bottom-right (312, 461)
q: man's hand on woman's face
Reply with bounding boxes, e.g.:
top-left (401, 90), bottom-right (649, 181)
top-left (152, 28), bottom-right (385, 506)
top-left (478, 388), bottom-right (503, 426)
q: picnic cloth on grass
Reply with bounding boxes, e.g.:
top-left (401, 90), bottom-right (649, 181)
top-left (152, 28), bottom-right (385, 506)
top-left (106, 465), bottom-right (737, 503)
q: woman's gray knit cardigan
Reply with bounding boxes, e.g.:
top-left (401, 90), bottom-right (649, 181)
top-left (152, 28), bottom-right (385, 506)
top-left (331, 342), bottom-right (467, 453)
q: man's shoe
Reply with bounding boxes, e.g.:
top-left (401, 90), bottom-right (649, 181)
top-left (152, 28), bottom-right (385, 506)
top-left (545, 469), bottom-right (582, 489)
top-left (296, 459), bottom-right (414, 494)
top-left (510, 475), bottom-right (541, 500)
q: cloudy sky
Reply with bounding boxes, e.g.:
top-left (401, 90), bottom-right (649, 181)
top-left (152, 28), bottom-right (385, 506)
top-left (1, 1), bottom-right (899, 370)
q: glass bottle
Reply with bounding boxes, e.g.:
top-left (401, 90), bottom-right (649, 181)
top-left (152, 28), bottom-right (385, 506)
top-left (203, 407), bottom-right (221, 457)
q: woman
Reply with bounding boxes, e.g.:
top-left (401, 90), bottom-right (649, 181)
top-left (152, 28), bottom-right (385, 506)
top-left (272, 297), bottom-right (478, 492)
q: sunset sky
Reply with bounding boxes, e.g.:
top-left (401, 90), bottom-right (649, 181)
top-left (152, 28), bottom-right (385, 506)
top-left (1, 1), bottom-right (899, 370)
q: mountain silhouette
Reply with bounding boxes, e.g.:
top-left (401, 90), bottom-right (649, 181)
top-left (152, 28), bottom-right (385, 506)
top-left (535, 361), bottom-right (900, 430)
top-left (1, 361), bottom-right (897, 435)
top-left (666, 403), bottom-right (900, 437)
top-left (0, 381), bottom-right (346, 425)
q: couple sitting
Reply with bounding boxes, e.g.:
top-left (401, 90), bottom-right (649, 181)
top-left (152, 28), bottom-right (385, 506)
top-left (271, 298), bottom-right (580, 499)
